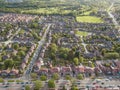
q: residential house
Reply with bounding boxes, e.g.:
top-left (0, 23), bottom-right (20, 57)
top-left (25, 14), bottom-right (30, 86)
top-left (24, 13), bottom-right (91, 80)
top-left (50, 67), bottom-right (60, 75)
top-left (21, 62), bottom-right (26, 70)
top-left (38, 68), bottom-right (48, 76)
top-left (9, 68), bottom-right (19, 77)
top-left (74, 65), bottom-right (85, 76)
top-left (33, 60), bottom-right (42, 72)
top-left (1, 69), bottom-right (10, 77)
top-left (85, 67), bottom-right (95, 77)
top-left (61, 66), bottom-right (72, 76)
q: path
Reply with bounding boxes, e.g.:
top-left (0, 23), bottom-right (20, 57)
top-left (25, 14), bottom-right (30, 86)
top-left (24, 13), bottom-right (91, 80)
top-left (81, 36), bottom-right (89, 53)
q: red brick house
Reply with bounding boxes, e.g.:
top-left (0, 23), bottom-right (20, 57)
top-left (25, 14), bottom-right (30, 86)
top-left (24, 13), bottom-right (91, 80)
top-left (74, 65), bottom-right (85, 75)
top-left (9, 68), bottom-right (19, 76)
top-left (50, 67), bottom-right (60, 74)
top-left (39, 68), bottom-right (48, 76)
top-left (61, 66), bottom-right (72, 76)
top-left (85, 67), bottom-right (95, 77)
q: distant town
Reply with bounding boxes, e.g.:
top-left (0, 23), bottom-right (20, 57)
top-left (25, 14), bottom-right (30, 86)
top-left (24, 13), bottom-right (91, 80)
top-left (0, 0), bottom-right (120, 90)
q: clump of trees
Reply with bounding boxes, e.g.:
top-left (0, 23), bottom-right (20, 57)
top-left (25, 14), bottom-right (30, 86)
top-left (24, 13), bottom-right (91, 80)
top-left (34, 80), bottom-right (43, 90)
top-left (48, 79), bottom-right (55, 89)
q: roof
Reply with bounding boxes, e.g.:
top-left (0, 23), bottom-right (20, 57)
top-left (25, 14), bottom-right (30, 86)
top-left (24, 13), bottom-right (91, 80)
top-left (62, 66), bottom-right (72, 72)
top-left (40, 68), bottom-right (48, 72)
top-left (50, 67), bottom-right (60, 73)
top-left (75, 65), bottom-right (85, 73)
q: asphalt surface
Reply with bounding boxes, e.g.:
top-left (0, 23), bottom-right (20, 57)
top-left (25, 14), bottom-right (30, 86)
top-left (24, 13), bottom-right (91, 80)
top-left (23, 24), bottom-right (52, 80)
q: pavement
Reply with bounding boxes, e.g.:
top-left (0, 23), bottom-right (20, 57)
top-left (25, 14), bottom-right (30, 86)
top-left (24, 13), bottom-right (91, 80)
top-left (81, 36), bottom-right (89, 53)
top-left (108, 3), bottom-right (120, 38)
top-left (0, 81), bottom-right (33, 90)
top-left (23, 23), bottom-right (52, 80)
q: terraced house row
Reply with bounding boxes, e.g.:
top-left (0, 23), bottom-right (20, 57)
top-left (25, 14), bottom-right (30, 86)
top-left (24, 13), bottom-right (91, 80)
top-left (32, 60), bottom-right (120, 77)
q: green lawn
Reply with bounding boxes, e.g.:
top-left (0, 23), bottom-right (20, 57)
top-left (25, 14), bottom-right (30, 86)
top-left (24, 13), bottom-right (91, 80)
top-left (22, 8), bottom-right (59, 14)
top-left (75, 31), bottom-right (88, 36)
top-left (80, 11), bottom-right (92, 15)
top-left (22, 8), bottom-right (72, 15)
top-left (8, 80), bottom-right (15, 82)
top-left (76, 16), bottom-right (103, 23)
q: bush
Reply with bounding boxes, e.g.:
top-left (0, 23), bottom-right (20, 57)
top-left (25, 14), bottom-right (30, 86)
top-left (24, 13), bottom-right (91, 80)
top-left (34, 80), bottom-right (43, 90)
top-left (52, 73), bottom-right (59, 80)
top-left (65, 75), bottom-right (71, 80)
top-left (48, 79), bottom-right (55, 88)
top-left (8, 80), bottom-right (14, 82)
top-left (40, 75), bottom-right (47, 81)
top-left (0, 78), bottom-right (4, 83)
top-left (77, 74), bottom-right (83, 80)
top-left (25, 85), bottom-right (30, 90)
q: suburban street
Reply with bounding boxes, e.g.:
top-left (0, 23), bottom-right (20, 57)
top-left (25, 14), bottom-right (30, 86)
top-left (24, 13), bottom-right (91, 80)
top-left (0, 0), bottom-right (120, 90)
top-left (23, 24), bottom-right (52, 80)
top-left (0, 81), bottom-right (34, 90)
top-left (81, 36), bottom-right (89, 53)
top-left (0, 28), bottom-right (21, 45)
top-left (108, 3), bottom-right (120, 38)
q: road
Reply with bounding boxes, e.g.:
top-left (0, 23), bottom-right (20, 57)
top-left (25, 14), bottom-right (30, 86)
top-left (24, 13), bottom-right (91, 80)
top-left (0, 81), bottom-right (34, 90)
top-left (23, 24), bottom-right (52, 80)
top-left (88, 78), bottom-right (120, 90)
top-left (108, 3), bottom-right (120, 38)
top-left (0, 28), bottom-right (21, 46)
top-left (81, 36), bottom-right (89, 53)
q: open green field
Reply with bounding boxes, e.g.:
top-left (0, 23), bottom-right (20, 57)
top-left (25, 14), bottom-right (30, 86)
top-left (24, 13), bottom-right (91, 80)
top-left (80, 11), bottom-right (92, 15)
top-left (75, 31), bottom-right (88, 36)
top-left (22, 8), bottom-right (73, 15)
top-left (76, 16), bottom-right (104, 23)
top-left (22, 8), bottom-right (59, 14)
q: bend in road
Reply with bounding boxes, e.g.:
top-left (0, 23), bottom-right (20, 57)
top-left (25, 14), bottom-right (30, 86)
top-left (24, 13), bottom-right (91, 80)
top-left (0, 28), bottom-right (21, 45)
top-left (108, 3), bottom-right (120, 38)
top-left (81, 36), bottom-right (89, 53)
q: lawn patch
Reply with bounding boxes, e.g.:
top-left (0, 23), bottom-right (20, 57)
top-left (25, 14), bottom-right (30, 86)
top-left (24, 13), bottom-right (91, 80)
top-left (76, 16), bottom-right (103, 23)
top-left (75, 31), bottom-right (88, 36)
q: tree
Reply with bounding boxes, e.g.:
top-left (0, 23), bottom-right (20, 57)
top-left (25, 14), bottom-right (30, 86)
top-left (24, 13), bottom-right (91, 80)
top-left (49, 43), bottom-right (58, 53)
top-left (68, 50), bottom-right (75, 60)
top-left (91, 62), bottom-right (94, 68)
top-left (40, 75), bottom-right (47, 81)
top-left (0, 55), bottom-right (2, 62)
top-left (104, 52), bottom-right (119, 59)
top-left (77, 74), bottom-right (83, 80)
top-left (71, 85), bottom-right (79, 90)
top-left (34, 80), bottom-right (42, 90)
top-left (74, 51), bottom-right (80, 59)
top-left (25, 85), bottom-right (30, 90)
top-left (0, 78), bottom-right (4, 83)
top-left (13, 43), bottom-right (19, 50)
top-left (30, 22), bottom-right (39, 29)
top-left (79, 57), bottom-right (84, 63)
top-left (31, 73), bottom-right (37, 80)
top-left (62, 86), bottom-right (66, 90)
top-left (93, 57), bottom-right (96, 61)
top-left (4, 59), bottom-right (14, 69)
top-left (101, 49), bottom-right (106, 56)
top-left (17, 51), bottom-right (25, 57)
top-left (73, 58), bottom-right (79, 65)
top-left (50, 52), bottom-right (56, 60)
top-left (52, 73), bottom-right (59, 80)
top-left (48, 79), bottom-right (55, 88)
top-left (13, 56), bottom-right (21, 61)
top-left (59, 47), bottom-right (70, 59)
top-left (32, 32), bottom-right (40, 40)
top-left (116, 47), bottom-right (120, 53)
top-left (65, 75), bottom-right (71, 80)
